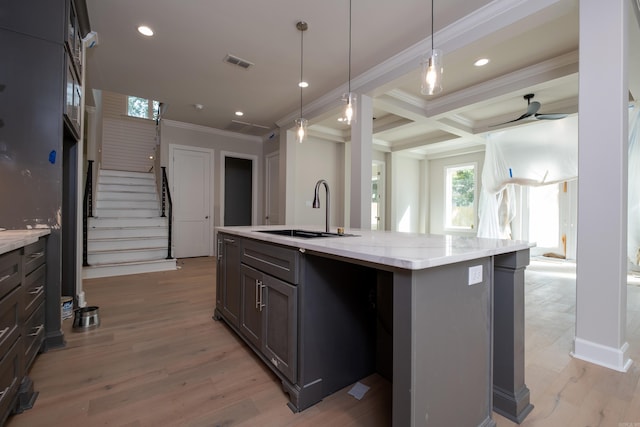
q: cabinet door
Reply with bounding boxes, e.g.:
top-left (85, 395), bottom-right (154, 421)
top-left (262, 274), bottom-right (297, 383)
top-left (220, 236), bottom-right (241, 327)
top-left (239, 264), bottom-right (262, 350)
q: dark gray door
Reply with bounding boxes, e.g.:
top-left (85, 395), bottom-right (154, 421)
top-left (224, 157), bottom-right (252, 226)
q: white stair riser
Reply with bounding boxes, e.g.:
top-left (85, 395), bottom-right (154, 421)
top-left (95, 208), bottom-right (160, 218)
top-left (97, 183), bottom-right (156, 193)
top-left (89, 217), bottom-right (167, 228)
top-left (88, 237), bottom-right (168, 252)
top-left (96, 191), bottom-right (158, 201)
top-left (89, 227), bottom-right (168, 239)
top-left (83, 259), bottom-right (177, 279)
top-left (99, 176), bottom-right (155, 186)
top-left (88, 248), bottom-right (169, 265)
top-left (99, 169), bottom-right (155, 179)
top-left (95, 200), bottom-right (160, 209)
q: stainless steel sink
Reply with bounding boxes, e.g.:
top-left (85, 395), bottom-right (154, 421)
top-left (255, 229), bottom-right (357, 239)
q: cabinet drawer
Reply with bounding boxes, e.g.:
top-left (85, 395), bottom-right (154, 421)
top-left (0, 338), bottom-right (20, 422)
top-left (0, 251), bottom-right (22, 298)
top-left (0, 251), bottom-right (21, 300)
top-left (241, 239), bottom-right (299, 284)
top-left (23, 302), bottom-right (44, 373)
top-left (0, 287), bottom-right (20, 358)
top-left (23, 264), bottom-right (45, 320)
top-left (23, 238), bottom-right (45, 276)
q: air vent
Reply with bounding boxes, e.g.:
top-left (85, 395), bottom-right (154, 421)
top-left (223, 54), bottom-right (254, 69)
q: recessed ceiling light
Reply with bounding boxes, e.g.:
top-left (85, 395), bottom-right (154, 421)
top-left (298, 81), bottom-right (309, 88)
top-left (235, 111), bottom-right (244, 116)
top-left (138, 25), bottom-right (154, 36)
top-left (474, 58), bottom-right (489, 67)
top-left (194, 104), bottom-right (204, 110)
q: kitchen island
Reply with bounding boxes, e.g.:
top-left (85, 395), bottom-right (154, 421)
top-left (214, 226), bottom-right (532, 426)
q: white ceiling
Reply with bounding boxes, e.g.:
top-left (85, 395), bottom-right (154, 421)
top-left (84, 0), bottom-right (640, 156)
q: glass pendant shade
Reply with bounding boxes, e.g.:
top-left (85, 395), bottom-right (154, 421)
top-left (341, 92), bottom-right (355, 125)
top-left (421, 49), bottom-right (443, 96)
top-left (295, 118), bottom-right (308, 143)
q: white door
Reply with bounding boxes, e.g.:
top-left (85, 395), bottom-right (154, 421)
top-left (265, 152), bottom-right (279, 225)
top-left (171, 145), bottom-right (213, 258)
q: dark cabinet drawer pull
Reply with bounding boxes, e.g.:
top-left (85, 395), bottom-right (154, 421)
top-left (0, 274), bottom-right (10, 283)
top-left (29, 251), bottom-right (44, 259)
top-left (0, 326), bottom-right (9, 340)
top-left (29, 286), bottom-right (44, 295)
top-left (28, 324), bottom-right (44, 337)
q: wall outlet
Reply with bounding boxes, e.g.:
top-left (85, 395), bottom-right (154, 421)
top-left (468, 265), bottom-right (483, 285)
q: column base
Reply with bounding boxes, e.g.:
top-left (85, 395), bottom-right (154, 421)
top-left (493, 385), bottom-right (534, 424)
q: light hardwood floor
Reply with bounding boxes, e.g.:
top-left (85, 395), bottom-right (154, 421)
top-left (6, 257), bottom-right (640, 427)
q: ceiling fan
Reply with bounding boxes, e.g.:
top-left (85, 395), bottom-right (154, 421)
top-left (492, 93), bottom-right (568, 126)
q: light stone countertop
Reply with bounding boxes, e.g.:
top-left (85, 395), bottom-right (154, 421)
top-left (216, 225), bottom-right (532, 270)
top-left (0, 229), bottom-right (51, 256)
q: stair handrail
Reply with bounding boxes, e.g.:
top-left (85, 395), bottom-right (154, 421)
top-left (161, 167), bottom-right (173, 259)
top-left (82, 160), bottom-right (94, 266)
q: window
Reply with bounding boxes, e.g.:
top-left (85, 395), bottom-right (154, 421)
top-left (127, 96), bottom-right (159, 120)
top-left (445, 163), bottom-right (476, 230)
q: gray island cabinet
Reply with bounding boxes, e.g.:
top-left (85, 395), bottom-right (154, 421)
top-left (214, 226), bottom-right (533, 427)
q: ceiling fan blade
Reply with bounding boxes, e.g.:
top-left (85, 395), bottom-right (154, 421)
top-left (526, 101), bottom-right (541, 116)
top-left (535, 113), bottom-right (568, 120)
top-left (489, 111), bottom-right (532, 127)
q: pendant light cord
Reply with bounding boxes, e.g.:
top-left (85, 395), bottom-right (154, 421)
top-left (348, 0), bottom-right (352, 93)
top-left (300, 26), bottom-right (304, 117)
top-left (431, 0), bottom-right (434, 51)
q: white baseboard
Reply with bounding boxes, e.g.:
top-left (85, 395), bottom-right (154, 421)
top-left (571, 338), bottom-right (633, 372)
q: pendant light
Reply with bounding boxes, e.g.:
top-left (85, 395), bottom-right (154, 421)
top-left (341, 0), bottom-right (355, 125)
top-left (420, 0), bottom-right (443, 96)
top-left (295, 21), bottom-right (308, 143)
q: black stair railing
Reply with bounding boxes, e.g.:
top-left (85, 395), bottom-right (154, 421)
top-left (82, 160), bottom-right (94, 266)
top-left (161, 167), bottom-right (173, 259)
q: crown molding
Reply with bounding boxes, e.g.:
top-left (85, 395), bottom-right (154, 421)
top-left (162, 119), bottom-right (263, 143)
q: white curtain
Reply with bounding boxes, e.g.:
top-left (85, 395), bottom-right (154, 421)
top-left (477, 115), bottom-right (579, 238)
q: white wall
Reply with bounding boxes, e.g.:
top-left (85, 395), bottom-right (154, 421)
top-left (391, 154), bottom-right (421, 232)
top-left (292, 136), bottom-right (345, 229)
top-left (161, 120), bottom-right (263, 229)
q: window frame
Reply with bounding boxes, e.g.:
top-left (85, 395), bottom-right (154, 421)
top-left (443, 162), bottom-right (478, 233)
top-left (127, 96), bottom-right (159, 120)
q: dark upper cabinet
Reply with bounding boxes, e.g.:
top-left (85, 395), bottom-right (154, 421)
top-left (0, 27), bottom-right (64, 227)
top-left (0, 0), bottom-right (65, 42)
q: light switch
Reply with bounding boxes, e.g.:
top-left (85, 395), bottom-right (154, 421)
top-left (468, 265), bottom-right (483, 285)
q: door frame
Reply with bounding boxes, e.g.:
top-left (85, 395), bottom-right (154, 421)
top-left (168, 143), bottom-right (215, 256)
top-left (220, 151), bottom-right (259, 226)
top-left (265, 151), bottom-right (279, 225)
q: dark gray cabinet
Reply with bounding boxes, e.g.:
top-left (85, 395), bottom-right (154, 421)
top-left (215, 233), bottom-right (377, 413)
top-left (216, 234), bottom-right (241, 328)
top-left (239, 263), bottom-right (297, 383)
top-left (0, 236), bottom-right (47, 425)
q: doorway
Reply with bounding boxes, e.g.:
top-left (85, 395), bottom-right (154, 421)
top-left (222, 152), bottom-right (258, 226)
top-left (523, 181), bottom-right (577, 259)
top-left (169, 144), bottom-right (214, 258)
top-left (371, 161), bottom-right (385, 230)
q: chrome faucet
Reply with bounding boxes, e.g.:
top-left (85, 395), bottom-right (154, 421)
top-left (312, 179), bottom-right (330, 233)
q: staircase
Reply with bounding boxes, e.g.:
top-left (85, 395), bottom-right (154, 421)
top-left (83, 169), bottom-right (177, 279)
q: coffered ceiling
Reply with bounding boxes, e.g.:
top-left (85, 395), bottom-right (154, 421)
top-left (84, 0), bottom-right (640, 157)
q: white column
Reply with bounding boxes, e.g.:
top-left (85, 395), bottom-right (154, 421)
top-left (350, 94), bottom-right (373, 229)
top-left (573, 0), bottom-right (631, 371)
top-left (280, 128), bottom-right (298, 225)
